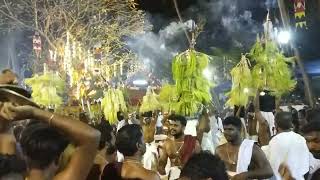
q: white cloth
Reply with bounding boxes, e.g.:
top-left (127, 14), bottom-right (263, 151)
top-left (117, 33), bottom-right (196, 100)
top-left (201, 131), bottom-right (215, 154)
top-left (240, 118), bottom-right (249, 138)
top-left (117, 151), bottom-right (124, 162)
top-left (260, 111), bottom-right (276, 136)
top-left (209, 116), bottom-right (224, 151)
top-left (309, 153), bottom-right (320, 178)
top-left (143, 142), bottom-right (159, 170)
top-left (184, 119), bottom-right (198, 136)
top-left (156, 115), bottom-right (163, 127)
top-left (264, 131), bottom-right (309, 180)
top-left (280, 105), bottom-right (305, 112)
top-left (236, 139), bottom-right (255, 174)
top-left (117, 120), bottom-right (128, 131)
top-left (168, 166), bottom-right (181, 180)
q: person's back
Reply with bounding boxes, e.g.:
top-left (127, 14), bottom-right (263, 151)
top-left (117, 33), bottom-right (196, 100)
top-left (102, 162), bottom-right (157, 180)
top-left (266, 112), bottom-right (309, 180)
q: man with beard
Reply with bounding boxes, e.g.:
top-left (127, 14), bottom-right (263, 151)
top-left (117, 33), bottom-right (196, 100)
top-left (158, 114), bottom-right (200, 180)
top-left (301, 120), bottom-right (320, 180)
top-left (101, 124), bottom-right (160, 180)
top-left (216, 116), bottom-right (273, 180)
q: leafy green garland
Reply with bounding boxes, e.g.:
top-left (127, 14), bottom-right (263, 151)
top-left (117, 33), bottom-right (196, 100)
top-left (25, 72), bottom-right (65, 107)
top-left (226, 38), bottom-right (296, 107)
top-left (250, 39), bottom-right (296, 97)
top-left (226, 54), bottom-right (254, 107)
top-left (171, 49), bottom-right (212, 116)
top-left (101, 88), bottom-right (127, 124)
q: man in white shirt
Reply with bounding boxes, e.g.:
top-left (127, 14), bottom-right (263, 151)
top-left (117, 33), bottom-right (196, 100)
top-left (264, 112), bottom-right (309, 180)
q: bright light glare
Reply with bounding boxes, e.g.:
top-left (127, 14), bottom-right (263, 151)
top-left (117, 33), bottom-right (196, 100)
top-left (277, 31), bottom-right (291, 44)
top-left (260, 91), bottom-right (266, 96)
top-left (203, 68), bottom-right (212, 80)
top-left (133, 79), bottom-right (148, 86)
top-left (243, 88), bottom-right (249, 94)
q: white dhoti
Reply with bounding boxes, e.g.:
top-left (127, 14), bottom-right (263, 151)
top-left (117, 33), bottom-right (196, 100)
top-left (237, 139), bottom-right (255, 174)
top-left (260, 111), bottom-right (275, 136)
top-left (168, 166), bottom-right (181, 180)
top-left (227, 139), bottom-right (254, 178)
top-left (143, 142), bottom-right (159, 171)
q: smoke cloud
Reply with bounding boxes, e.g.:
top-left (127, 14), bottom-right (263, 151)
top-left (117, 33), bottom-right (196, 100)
top-left (128, 0), bottom-right (269, 79)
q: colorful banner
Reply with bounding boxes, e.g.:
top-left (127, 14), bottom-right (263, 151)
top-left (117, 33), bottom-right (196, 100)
top-left (294, 0), bottom-right (307, 29)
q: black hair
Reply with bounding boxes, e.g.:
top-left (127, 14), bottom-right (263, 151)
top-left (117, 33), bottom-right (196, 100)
top-left (142, 111), bottom-right (152, 118)
top-left (298, 109), bottom-right (306, 118)
top-left (168, 114), bottom-right (187, 126)
top-left (0, 154), bottom-right (26, 178)
top-left (292, 110), bottom-right (300, 132)
top-left (115, 124), bottom-right (143, 156)
top-left (117, 111), bottom-right (124, 121)
top-left (1, 69), bottom-right (13, 74)
top-left (301, 121), bottom-right (320, 134)
top-left (223, 116), bottom-right (242, 130)
top-left (306, 108), bottom-right (320, 122)
top-left (275, 112), bottom-right (293, 130)
top-left (20, 123), bottom-right (69, 170)
top-left (180, 151), bottom-right (229, 180)
top-left (93, 120), bottom-right (114, 150)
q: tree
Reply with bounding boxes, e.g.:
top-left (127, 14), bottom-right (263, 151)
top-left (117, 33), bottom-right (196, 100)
top-left (0, 0), bottom-right (148, 73)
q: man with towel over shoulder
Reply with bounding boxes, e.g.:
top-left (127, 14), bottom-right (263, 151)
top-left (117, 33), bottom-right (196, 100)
top-left (216, 116), bottom-right (273, 180)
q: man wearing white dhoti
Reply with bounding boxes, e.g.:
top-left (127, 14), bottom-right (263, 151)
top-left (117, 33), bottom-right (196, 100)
top-left (216, 116), bottom-right (273, 180)
top-left (264, 112), bottom-right (310, 180)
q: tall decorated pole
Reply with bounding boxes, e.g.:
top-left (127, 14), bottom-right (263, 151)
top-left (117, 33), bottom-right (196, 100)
top-left (33, 32), bottom-right (41, 59)
top-left (277, 0), bottom-right (314, 107)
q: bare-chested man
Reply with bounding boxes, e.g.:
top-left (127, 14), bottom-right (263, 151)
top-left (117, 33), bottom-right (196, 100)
top-left (101, 124), bottom-right (160, 180)
top-left (216, 116), bottom-right (273, 180)
top-left (158, 114), bottom-right (200, 180)
top-left (0, 102), bottom-right (101, 180)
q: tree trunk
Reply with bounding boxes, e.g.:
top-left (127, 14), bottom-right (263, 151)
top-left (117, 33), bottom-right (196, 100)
top-left (277, 0), bottom-right (314, 107)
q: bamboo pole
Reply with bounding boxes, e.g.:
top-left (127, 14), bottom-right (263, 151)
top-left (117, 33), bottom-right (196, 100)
top-left (277, 0), bottom-right (314, 107)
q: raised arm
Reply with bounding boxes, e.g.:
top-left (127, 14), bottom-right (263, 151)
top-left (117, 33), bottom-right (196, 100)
top-left (2, 103), bottom-right (101, 180)
top-left (158, 142), bottom-right (169, 175)
top-left (254, 91), bottom-right (271, 145)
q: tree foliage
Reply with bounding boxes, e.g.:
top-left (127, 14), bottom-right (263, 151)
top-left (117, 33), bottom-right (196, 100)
top-left (0, 0), bottom-right (148, 64)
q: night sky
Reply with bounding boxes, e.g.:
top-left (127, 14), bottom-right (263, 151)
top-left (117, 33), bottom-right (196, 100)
top-left (136, 0), bottom-right (320, 61)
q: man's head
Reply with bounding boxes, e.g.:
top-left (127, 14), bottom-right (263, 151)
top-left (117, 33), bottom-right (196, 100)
top-left (0, 69), bottom-right (18, 84)
top-left (20, 123), bottom-right (69, 173)
top-left (94, 120), bottom-right (116, 155)
top-left (275, 112), bottom-right (293, 132)
top-left (306, 108), bottom-right (320, 122)
top-left (179, 151), bottom-right (229, 180)
top-left (116, 124), bottom-right (146, 157)
top-left (222, 116), bottom-right (242, 143)
top-left (168, 114), bottom-right (186, 138)
top-left (301, 120), bottom-right (320, 157)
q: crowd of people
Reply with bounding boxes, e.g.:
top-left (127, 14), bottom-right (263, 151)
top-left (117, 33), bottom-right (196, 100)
top-left (0, 69), bottom-right (320, 180)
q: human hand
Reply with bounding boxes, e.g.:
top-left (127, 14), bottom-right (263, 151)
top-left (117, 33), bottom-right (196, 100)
top-left (279, 163), bottom-right (294, 180)
top-left (0, 102), bottom-right (35, 121)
